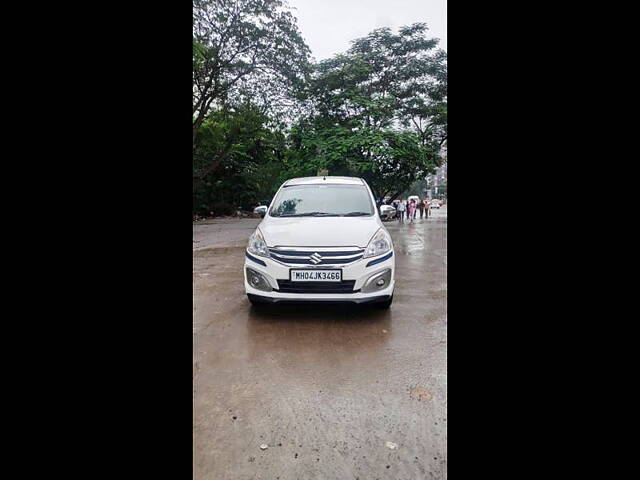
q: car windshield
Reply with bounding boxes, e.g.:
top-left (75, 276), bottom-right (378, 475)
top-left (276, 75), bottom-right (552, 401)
top-left (269, 184), bottom-right (374, 217)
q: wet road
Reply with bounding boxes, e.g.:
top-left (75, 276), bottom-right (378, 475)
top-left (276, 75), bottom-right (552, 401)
top-left (194, 218), bottom-right (261, 250)
top-left (193, 207), bottom-right (447, 479)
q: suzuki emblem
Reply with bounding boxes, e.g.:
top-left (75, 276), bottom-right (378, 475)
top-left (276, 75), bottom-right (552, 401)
top-left (309, 253), bottom-right (322, 264)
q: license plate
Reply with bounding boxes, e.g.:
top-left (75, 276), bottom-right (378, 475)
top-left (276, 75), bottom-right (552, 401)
top-left (290, 269), bottom-right (342, 282)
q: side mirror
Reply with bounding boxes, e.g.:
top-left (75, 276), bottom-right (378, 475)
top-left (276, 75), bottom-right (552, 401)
top-left (254, 206), bottom-right (268, 218)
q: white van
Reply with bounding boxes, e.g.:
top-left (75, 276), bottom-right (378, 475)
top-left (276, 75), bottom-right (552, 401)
top-left (244, 176), bottom-right (395, 308)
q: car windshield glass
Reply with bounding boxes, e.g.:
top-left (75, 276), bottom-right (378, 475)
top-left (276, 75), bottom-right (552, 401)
top-left (269, 184), bottom-right (374, 217)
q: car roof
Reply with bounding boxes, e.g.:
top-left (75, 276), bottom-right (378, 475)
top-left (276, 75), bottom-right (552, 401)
top-left (283, 176), bottom-right (366, 186)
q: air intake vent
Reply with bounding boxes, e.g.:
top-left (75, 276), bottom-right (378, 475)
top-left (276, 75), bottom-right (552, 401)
top-left (276, 280), bottom-right (357, 294)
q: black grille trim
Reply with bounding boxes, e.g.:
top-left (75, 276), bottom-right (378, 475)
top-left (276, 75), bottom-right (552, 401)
top-left (276, 280), bottom-right (358, 294)
top-left (268, 248), bottom-right (365, 266)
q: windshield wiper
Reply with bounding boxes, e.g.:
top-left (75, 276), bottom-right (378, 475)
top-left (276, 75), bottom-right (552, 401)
top-left (279, 212), bottom-right (336, 217)
top-left (342, 212), bottom-right (371, 216)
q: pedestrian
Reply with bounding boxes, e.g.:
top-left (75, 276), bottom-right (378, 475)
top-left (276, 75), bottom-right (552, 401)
top-left (408, 199), bottom-right (416, 223)
top-left (397, 199), bottom-right (406, 222)
top-left (418, 199), bottom-right (425, 219)
top-left (424, 199), bottom-right (430, 218)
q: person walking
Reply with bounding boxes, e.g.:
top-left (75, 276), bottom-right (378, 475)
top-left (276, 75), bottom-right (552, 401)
top-left (418, 198), bottom-right (425, 219)
top-left (408, 199), bottom-right (416, 223)
top-left (397, 199), bottom-right (406, 222)
top-left (424, 199), bottom-right (430, 218)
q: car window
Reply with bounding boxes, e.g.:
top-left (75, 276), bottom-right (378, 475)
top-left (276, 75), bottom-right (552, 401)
top-left (270, 184), bottom-right (374, 217)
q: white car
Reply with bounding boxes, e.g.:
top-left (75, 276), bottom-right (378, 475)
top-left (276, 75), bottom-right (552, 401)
top-left (430, 200), bottom-right (440, 209)
top-left (244, 176), bottom-right (395, 309)
top-left (379, 204), bottom-right (397, 220)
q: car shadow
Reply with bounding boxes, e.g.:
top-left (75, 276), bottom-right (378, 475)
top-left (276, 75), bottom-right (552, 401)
top-left (245, 302), bottom-right (394, 357)
top-left (248, 301), bottom-right (390, 322)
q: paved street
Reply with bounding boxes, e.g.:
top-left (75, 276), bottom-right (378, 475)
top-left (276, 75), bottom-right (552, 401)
top-left (193, 207), bottom-right (447, 479)
top-left (194, 218), bottom-right (262, 250)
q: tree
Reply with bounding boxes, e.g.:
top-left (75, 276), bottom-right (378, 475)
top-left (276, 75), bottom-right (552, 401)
top-left (193, 0), bottom-right (311, 146)
top-left (191, 9), bottom-right (448, 217)
top-left (287, 121), bottom-right (436, 201)
top-left (288, 23), bottom-right (446, 201)
top-left (397, 46), bottom-right (447, 150)
top-left (193, 102), bottom-right (288, 215)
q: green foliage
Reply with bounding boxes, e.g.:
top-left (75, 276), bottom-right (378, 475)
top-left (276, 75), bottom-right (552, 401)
top-left (193, 103), bottom-right (287, 214)
top-left (192, 2), bottom-right (447, 216)
top-left (286, 121), bottom-right (437, 201)
top-left (193, 0), bottom-right (311, 143)
top-left (286, 23), bottom-right (446, 201)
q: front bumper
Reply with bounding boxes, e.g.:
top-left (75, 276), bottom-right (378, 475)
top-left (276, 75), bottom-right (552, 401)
top-left (244, 250), bottom-right (395, 302)
top-left (247, 293), bottom-right (392, 305)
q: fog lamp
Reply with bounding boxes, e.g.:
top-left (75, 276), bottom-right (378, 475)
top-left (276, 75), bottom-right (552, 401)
top-left (245, 267), bottom-right (272, 292)
top-left (362, 268), bottom-right (392, 293)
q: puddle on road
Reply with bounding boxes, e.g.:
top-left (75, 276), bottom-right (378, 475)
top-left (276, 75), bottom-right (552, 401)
top-left (398, 236), bottom-right (425, 255)
top-left (388, 223), bottom-right (427, 255)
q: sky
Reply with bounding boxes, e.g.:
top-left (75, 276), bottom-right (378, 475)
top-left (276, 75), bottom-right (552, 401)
top-left (288, 0), bottom-right (447, 61)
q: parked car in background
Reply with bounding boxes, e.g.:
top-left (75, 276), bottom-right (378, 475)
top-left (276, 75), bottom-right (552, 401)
top-left (430, 200), bottom-right (440, 209)
top-left (379, 204), bottom-right (396, 221)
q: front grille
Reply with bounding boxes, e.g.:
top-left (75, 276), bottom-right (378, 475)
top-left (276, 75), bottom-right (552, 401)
top-left (269, 247), bottom-right (364, 266)
top-left (276, 280), bottom-right (358, 294)
top-left (271, 256), bottom-right (362, 264)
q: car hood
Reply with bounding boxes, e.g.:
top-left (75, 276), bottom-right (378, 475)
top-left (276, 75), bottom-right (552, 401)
top-left (259, 216), bottom-right (383, 248)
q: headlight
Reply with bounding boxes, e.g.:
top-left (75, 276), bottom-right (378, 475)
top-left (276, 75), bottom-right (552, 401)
top-left (247, 228), bottom-right (270, 257)
top-left (363, 228), bottom-right (392, 258)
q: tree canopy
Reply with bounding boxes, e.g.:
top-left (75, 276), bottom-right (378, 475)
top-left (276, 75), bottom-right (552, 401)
top-left (193, 0), bottom-right (447, 216)
top-left (193, 0), bottom-right (311, 144)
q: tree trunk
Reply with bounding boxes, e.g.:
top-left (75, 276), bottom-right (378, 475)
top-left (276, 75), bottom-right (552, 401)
top-left (193, 95), bottom-right (215, 147)
top-left (195, 146), bottom-right (232, 182)
top-left (386, 190), bottom-right (402, 202)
